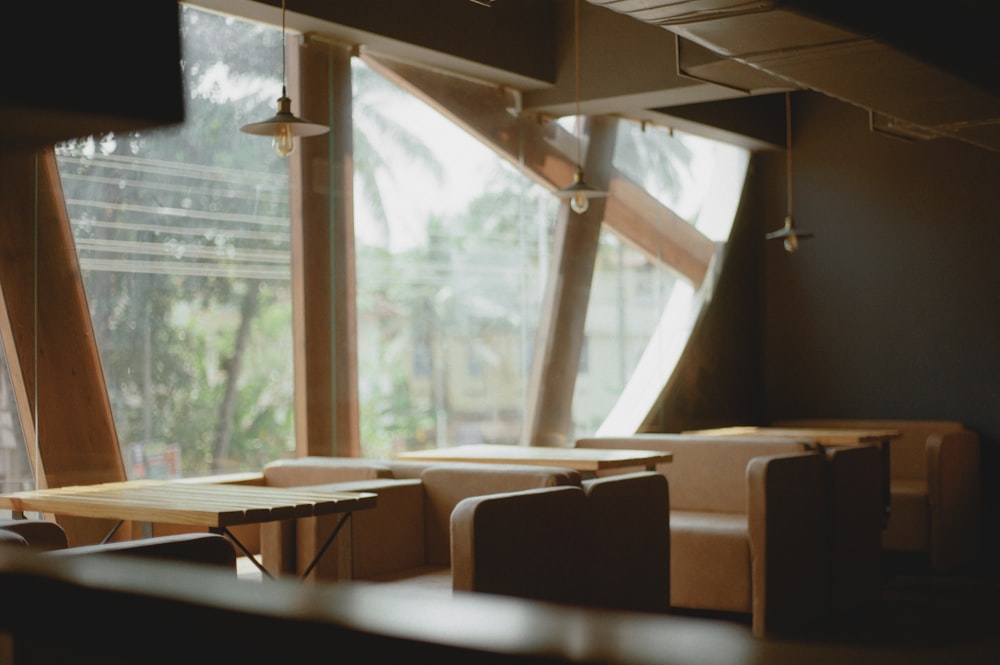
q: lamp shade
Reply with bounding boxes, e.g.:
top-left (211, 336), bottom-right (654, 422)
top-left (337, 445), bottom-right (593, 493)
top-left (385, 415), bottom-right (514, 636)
top-left (556, 166), bottom-right (606, 213)
top-left (241, 94), bottom-right (328, 156)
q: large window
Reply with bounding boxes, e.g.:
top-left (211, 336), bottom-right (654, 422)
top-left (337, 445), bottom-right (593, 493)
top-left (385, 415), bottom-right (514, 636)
top-left (581, 125), bottom-right (749, 436)
top-left (56, 6), bottom-right (294, 477)
top-left (44, 2), bottom-right (750, 477)
top-left (353, 60), bottom-right (556, 457)
top-left (0, 346), bottom-right (32, 493)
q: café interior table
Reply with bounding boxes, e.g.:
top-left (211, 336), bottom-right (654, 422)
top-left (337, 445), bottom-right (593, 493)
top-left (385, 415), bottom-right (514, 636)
top-left (0, 480), bottom-right (376, 580)
top-left (684, 425), bottom-right (900, 446)
top-left (395, 443), bottom-right (672, 474)
top-left (684, 425), bottom-right (900, 522)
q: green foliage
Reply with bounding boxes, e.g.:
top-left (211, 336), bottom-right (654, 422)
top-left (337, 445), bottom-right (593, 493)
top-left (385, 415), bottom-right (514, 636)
top-left (55, 5), bottom-right (294, 476)
top-left (53, 4), bottom-right (710, 470)
top-left (354, 133), bottom-right (555, 451)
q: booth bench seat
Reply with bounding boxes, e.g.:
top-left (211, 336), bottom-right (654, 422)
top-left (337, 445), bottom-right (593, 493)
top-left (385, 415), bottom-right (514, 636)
top-left (260, 457), bottom-right (672, 615)
top-left (452, 471), bottom-right (671, 613)
top-left (577, 435), bottom-right (872, 637)
top-left (774, 418), bottom-right (981, 572)
top-left (259, 458), bottom-right (582, 587)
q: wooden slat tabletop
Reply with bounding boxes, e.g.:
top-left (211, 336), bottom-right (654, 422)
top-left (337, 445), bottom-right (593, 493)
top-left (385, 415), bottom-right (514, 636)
top-left (396, 443), bottom-right (673, 472)
top-left (0, 481), bottom-right (377, 528)
top-left (683, 426), bottom-right (901, 445)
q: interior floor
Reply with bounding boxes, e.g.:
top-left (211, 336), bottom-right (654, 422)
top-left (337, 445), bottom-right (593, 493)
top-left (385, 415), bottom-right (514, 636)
top-left (676, 558), bottom-right (1000, 651)
top-left (239, 552), bottom-right (1000, 652)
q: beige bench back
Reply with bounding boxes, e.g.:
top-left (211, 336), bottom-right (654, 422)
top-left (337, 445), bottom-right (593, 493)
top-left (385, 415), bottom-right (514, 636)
top-left (263, 456), bottom-right (394, 486)
top-left (577, 435), bottom-right (810, 513)
top-left (774, 418), bottom-right (966, 479)
top-left (451, 485), bottom-right (590, 604)
top-left (582, 471), bottom-right (670, 612)
top-left (452, 472), bottom-right (671, 613)
top-left (420, 463), bottom-right (582, 565)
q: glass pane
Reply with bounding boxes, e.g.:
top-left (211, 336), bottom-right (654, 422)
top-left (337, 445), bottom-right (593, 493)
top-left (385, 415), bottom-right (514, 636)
top-left (574, 124), bottom-right (749, 437)
top-left (353, 60), bottom-right (556, 457)
top-left (613, 123), bottom-right (747, 240)
top-left (0, 342), bottom-right (34, 504)
top-left (55, 5), bottom-right (294, 477)
top-left (574, 233), bottom-right (683, 436)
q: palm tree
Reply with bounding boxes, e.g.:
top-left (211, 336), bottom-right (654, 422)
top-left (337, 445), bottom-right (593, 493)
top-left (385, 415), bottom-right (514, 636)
top-left (352, 60), bottom-right (446, 249)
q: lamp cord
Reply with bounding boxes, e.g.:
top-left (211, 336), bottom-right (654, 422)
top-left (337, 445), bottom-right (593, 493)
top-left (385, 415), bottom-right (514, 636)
top-left (785, 91), bottom-right (792, 219)
top-left (574, 0), bottom-right (582, 168)
top-left (281, 0), bottom-right (287, 97)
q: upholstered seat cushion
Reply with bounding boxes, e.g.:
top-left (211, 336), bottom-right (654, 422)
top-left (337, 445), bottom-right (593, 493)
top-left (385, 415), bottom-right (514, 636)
top-left (364, 564), bottom-right (452, 591)
top-left (669, 512), bottom-right (750, 613)
top-left (883, 479), bottom-right (930, 551)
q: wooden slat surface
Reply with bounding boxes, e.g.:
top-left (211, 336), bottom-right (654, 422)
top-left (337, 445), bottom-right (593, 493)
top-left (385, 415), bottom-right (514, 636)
top-left (0, 481), bottom-right (376, 528)
top-left (396, 444), bottom-right (672, 472)
top-left (683, 426), bottom-right (901, 445)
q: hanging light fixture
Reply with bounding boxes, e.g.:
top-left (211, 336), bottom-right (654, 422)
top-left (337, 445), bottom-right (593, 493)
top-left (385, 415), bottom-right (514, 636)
top-left (240, 0), bottom-right (328, 157)
top-left (765, 92), bottom-right (813, 252)
top-left (555, 0), bottom-right (606, 214)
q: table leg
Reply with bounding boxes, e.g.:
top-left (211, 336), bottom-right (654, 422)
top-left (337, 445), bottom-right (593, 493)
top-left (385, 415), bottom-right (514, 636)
top-left (300, 512), bottom-right (351, 580)
top-left (212, 526), bottom-right (275, 580)
top-left (214, 513), bottom-right (352, 582)
top-left (101, 520), bottom-right (124, 544)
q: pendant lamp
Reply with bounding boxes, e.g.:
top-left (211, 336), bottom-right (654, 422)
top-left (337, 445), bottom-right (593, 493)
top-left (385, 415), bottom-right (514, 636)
top-left (555, 0), bottom-right (606, 214)
top-left (240, 0), bottom-right (328, 157)
top-left (765, 92), bottom-right (813, 252)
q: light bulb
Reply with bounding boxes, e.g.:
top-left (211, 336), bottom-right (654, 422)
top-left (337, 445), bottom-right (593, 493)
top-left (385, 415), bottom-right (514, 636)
top-left (272, 124), bottom-right (294, 157)
top-left (783, 233), bottom-right (799, 253)
top-left (570, 191), bottom-right (589, 214)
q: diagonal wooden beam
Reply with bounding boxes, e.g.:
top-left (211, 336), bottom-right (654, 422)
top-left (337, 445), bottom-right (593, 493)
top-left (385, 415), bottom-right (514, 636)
top-left (361, 52), bottom-right (713, 287)
top-left (361, 51), bottom-right (576, 193)
top-left (523, 115), bottom-right (617, 448)
top-left (605, 175), bottom-right (715, 287)
top-left (0, 148), bottom-right (128, 545)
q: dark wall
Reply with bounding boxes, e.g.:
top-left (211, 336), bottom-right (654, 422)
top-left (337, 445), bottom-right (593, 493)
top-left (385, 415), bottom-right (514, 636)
top-left (761, 91), bottom-right (1000, 567)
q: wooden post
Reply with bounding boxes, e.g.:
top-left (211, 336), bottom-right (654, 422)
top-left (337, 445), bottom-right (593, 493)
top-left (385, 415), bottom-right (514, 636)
top-left (290, 38), bottom-right (360, 458)
top-left (523, 116), bottom-right (618, 447)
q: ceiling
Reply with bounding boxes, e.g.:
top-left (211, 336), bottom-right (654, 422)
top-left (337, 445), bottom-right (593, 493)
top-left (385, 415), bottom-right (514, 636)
top-left (0, 0), bottom-right (1000, 151)
top-left (246, 0), bottom-right (998, 153)
top-left (583, 0), bottom-right (1000, 152)
top-left (17, 0), bottom-right (991, 154)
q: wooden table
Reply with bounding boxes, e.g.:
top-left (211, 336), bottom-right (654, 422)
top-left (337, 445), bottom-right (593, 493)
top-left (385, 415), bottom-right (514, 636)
top-left (684, 425), bottom-right (899, 446)
top-left (684, 425), bottom-right (899, 522)
top-left (0, 480), bottom-right (377, 580)
top-left (395, 443), bottom-right (672, 473)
